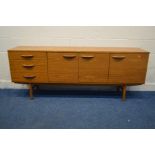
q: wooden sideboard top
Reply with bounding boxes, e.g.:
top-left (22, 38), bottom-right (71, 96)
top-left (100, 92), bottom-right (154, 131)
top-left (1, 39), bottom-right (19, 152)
top-left (8, 46), bottom-right (149, 53)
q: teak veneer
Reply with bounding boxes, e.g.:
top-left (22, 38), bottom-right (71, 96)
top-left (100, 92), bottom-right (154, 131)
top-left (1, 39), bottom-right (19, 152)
top-left (8, 46), bottom-right (150, 101)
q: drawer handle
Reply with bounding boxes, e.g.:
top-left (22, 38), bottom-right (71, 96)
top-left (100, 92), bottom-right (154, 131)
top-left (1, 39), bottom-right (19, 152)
top-left (81, 56), bottom-right (94, 59)
top-left (63, 55), bottom-right (76, 58)
top-left (22, 64), bottom-right (35, 68)
top-left (21, 55), bottom-right (34, 58)
top-left (112, 56), bottom-right (126, 59)
top-left (23, 76), bottom-right (36, 79)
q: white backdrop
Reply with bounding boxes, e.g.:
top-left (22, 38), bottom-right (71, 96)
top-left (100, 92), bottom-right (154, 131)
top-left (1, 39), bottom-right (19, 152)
top-left (0, 26), bottom-right (155, 90)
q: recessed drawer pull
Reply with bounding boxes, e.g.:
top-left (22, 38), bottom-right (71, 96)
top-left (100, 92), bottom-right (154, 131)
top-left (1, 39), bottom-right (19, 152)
top-left (112, 56), bottom-right (126, 59)
top-left (23, 76), bottom-right (36, 79)
top-left (81, 56), bottom-right (94, 58)
top-left (63, 55), bottom-right (76, 58)
top-left (21, 55), bottom-right (34, 58)
top-left (22, 64), bottom-right (35, 68)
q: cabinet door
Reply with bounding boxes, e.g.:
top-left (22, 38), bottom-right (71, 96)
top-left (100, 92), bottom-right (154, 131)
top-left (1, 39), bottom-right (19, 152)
top-left (48, 53), bottom-right (78, 83)
top-left (109, 53), bottom-right (149, 84)
top-left (79, 53), bottom-right (109, 83)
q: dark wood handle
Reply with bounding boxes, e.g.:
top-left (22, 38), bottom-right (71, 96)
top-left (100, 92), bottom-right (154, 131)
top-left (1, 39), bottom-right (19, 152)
top-left (23, 75), bottom-right (36, 79)
top-left (22, 64), bottom-right (35, 68)
top-left (112, 56), bottom-right (126, 59)
top-left (63, 55), bottom-right (76, 58)
top-left (21, 55), bottom-right (34, 58)
top-left (81, 55), bottom-right (94, 58)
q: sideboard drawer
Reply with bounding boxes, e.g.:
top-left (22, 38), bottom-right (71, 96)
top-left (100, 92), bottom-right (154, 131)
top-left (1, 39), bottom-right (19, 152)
top-left (48, 53), bottom-right (78, 83)
top-left (11, 72), bottom-right (48, 83)
top-left (79, 53), bottom-right (109, 83)
top-left (109, 53), bottom-right (149, 83)
top-left (9, 59), bottom-right (47, 72)
top-left (8, 51), bottom-right (46, 60)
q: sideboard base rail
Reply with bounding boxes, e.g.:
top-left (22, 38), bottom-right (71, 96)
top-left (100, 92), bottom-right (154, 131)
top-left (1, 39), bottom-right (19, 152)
top-left (28, 84), bottom-right (127, 101)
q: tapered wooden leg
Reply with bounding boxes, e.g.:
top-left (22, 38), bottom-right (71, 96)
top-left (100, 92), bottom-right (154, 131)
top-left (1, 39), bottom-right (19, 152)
top-left (122, 84), bottom-right (126, 101)
top-left (29, 84), bottom-right (33, 99)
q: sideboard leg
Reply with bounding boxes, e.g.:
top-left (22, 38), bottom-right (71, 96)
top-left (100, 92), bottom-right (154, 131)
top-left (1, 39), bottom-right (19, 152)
top-left (122, 84), bottom-right (126, 101)
top-left (29, 84), bottom-right (33, 99)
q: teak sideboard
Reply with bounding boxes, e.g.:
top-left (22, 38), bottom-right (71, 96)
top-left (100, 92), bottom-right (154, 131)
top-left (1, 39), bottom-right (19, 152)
top-left (8, 46), bottom-right (150, 100)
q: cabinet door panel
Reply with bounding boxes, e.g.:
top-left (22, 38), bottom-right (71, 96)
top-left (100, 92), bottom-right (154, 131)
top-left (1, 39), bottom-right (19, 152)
top-left (109, 53), bottom-right (149, 84)
top-left (48, 53), bottom-right (78, 83)
top-left (79, 53), bottom-right (109, 83)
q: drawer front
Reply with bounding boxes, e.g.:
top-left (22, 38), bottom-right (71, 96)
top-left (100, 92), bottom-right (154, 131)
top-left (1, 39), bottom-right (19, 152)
top-left (79, 53), bottom-right (109, 83)
top-left (9, 51), bottom-right (48, 83)
top-left (109, 53), bottom-right (149, 83)
top-left (9, 60), bottom-right (47, 72)
top-left (48, 53), bottom-right (78, 83)
top-left (8, 51), bottom-right (46, 60)
top-left (11, 72), bottom-right (48, 83)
